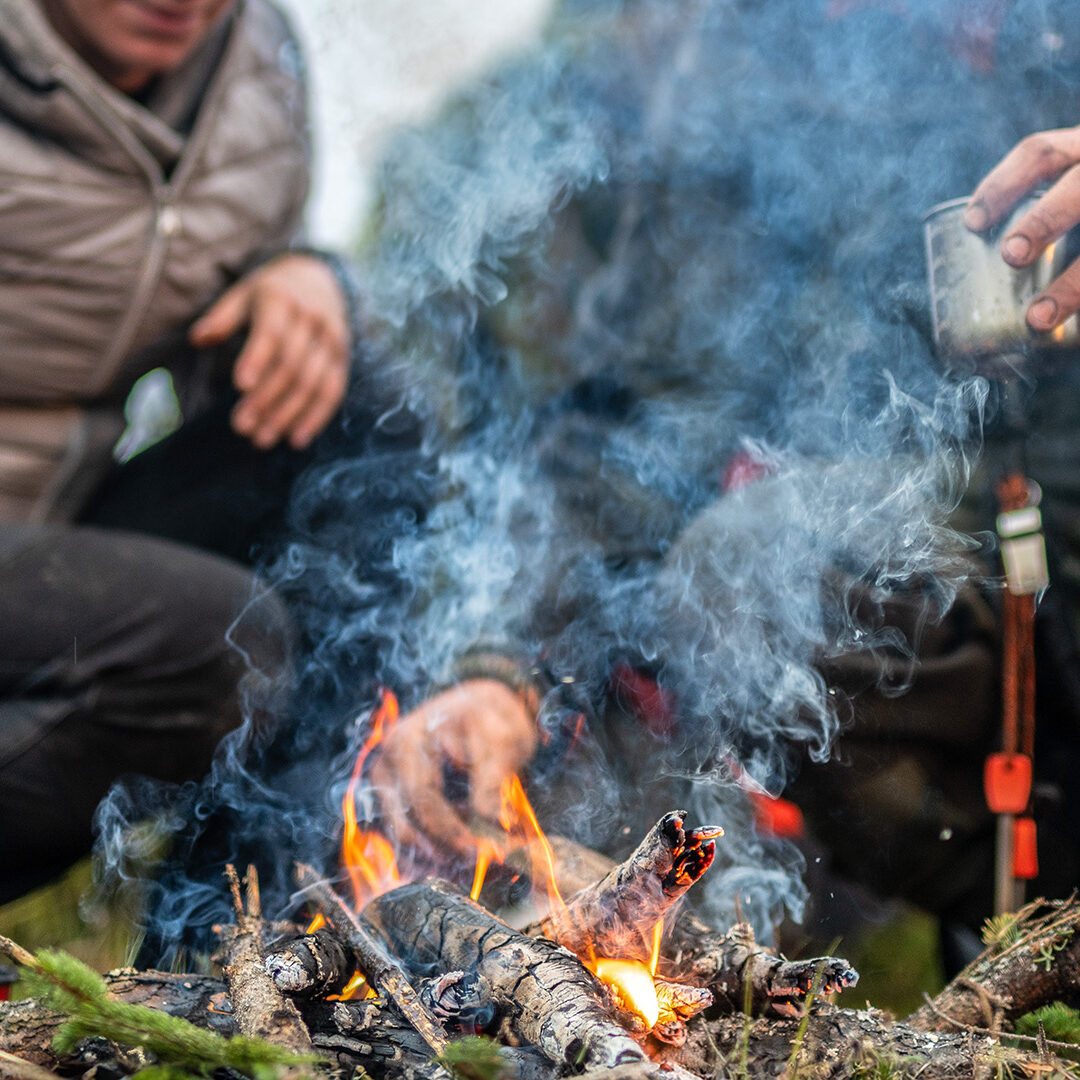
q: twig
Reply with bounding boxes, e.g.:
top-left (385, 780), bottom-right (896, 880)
top-left (918, 993), bottom-right (1080, 1056)
top-left (0, 938), bottom-right (38, 970)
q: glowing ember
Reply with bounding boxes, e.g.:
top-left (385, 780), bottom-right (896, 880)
top-left (590, 957), bottom-right (660, 1028)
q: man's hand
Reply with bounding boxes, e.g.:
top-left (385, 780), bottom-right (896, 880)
top-left (964, 125), bottom-right (1080, 332)
top-left (369, 679), bottom-right (539, 858)
top-left (189, 253), bottom-right (350, 449)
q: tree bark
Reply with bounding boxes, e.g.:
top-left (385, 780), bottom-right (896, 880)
top-left (907, 896), bottom-right (1080, 1032)
top-left (219, 864), bottom-right (313, 1054)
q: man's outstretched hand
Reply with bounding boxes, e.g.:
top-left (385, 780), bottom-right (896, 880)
top-left (369, 678), bottom-right (539, 859)
top-left (965, 125), bottom-right (1080, 332)
top-left (190, 252), bottom-right (350, 450)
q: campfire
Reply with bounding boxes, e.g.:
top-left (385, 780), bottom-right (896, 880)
top-left (4, 692), bottom-right (1080, 1079)
top-left (204, 689), bottom-right (860, 1077)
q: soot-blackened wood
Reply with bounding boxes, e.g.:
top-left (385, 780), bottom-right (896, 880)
top-left (264, 928), bottom-right (354, 998)
top-left (525, 811), bottom-right (720, 962)
top-left (363, 879), bottom-right (649, 1072)
top-left (664, 917), bottom-right (858, 1018)
top-left (908, 896), bottom-right (1080, 1032)
top-left (219, 864), bottom-right (313, 1053)
top-left (0, 967), bottom-right (1068, 1079)
top-left (293, 862), bottom-right (452, 1061)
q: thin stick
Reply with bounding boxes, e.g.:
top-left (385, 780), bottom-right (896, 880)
top-left (293, 862), bottom-right (450, 1057)
top-left (0, 937), bottom-right (38, 970)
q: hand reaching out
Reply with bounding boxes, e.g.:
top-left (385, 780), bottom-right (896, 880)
top-left (369, 678), bottom-right (539, 858)
top-left (190, 252), bottom-right (350, 449)
top-left (965, 125), bottom-right (1080, 331)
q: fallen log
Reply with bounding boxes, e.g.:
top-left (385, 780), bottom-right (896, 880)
top-left (362, 878), bottom-right (650, 1071)
top-left (524, 811), bottom-right (721, 962)
top-left (908, 895), bottom-right (1080, 1032)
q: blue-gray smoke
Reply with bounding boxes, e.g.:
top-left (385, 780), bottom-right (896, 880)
top-left (95, 0), bottom-right (1079, 955)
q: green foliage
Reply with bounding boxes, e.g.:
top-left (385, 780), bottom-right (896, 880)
top-left (437, 1036), bottom-right (508, 1080)
top-left (1015, 1002), bottom-right (1080, 1045)
top-left (23, 948), bottom-right (322, 1079)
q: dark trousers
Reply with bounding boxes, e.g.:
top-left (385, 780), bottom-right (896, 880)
top-left (0, 402), bottom-right (298, 904)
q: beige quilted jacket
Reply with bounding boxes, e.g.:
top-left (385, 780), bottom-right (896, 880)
top-left (0, 0), bottom-right (310, 521)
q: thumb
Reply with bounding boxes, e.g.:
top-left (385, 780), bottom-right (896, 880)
top-left (189, 277), bottom-right (255, 346)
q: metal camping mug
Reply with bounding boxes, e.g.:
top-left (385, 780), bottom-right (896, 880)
top-left (923, 195), bottom-right (1080, 371)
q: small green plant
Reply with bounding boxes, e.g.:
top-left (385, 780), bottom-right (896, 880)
top-left (982, 912), bottom-right (1022, 953)
top-left (22, 948), bottom-right (321, 1079)
top-left (1015, 1002), bottom-right (1080, 1045)
top-left (437, 1035), bottom-right (508, 1080)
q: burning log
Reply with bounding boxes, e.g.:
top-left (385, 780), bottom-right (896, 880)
top-left (516, 821), bottom-right (856, 1017)
top-left (362, 879), bottom-right (651, 1071)
top-left (218, 864), bottom-right (313, 1054)
top-left (525, 810), bottom-right (721, 961)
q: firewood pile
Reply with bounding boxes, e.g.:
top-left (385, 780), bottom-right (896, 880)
top-left (3, 803), bottom-right (1080, 1080)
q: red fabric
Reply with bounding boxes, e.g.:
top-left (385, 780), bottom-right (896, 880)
top-left (721, 449), bottom-right (770, 493)
top-left (611, 663), bottom-right (678, 739)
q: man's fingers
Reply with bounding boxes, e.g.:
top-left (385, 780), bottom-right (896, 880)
top-left (1026, 256), bottom-right (1080, 331)
top-left (965, 126), bottom-right (1080, 233)
top-left (235, 320), bottom-right (319, 447)
top-left (999, 166), bottom-right (1080, 268)
top-left (231, 298), bottom-right (292, 395)
top-left (287, 358), bottom-right (348, 449)
top-left (189, 278), bottom-right (253, 346)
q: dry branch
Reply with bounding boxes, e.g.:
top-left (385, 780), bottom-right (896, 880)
top-left (363, 879), bottom-right (649, 1071)
top-left (218, 864), bottom-right (313, 1053)
top-left (525, 811), bottom-right (720, 962)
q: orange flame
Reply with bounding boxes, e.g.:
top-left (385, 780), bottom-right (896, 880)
top-left (304, 913), bottom-right (326, 934)
top-left (498, 774), bottom-right (566, 915)
top-left (342, 690), bottom-right (402, 908)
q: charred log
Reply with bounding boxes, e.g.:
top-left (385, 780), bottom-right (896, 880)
top-left (515, 830), bottom-right (856, 1016)
top-left (525, 811), bottom-right (720, 962)
top-left (363, 879), bottom-right (649, 1071)
top-left (664, 917), bottom-right (857, 1017)
top-left (293, 862), bottom-right (452, 1059)
top-left (263, 928), bottom-right (354, 998)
